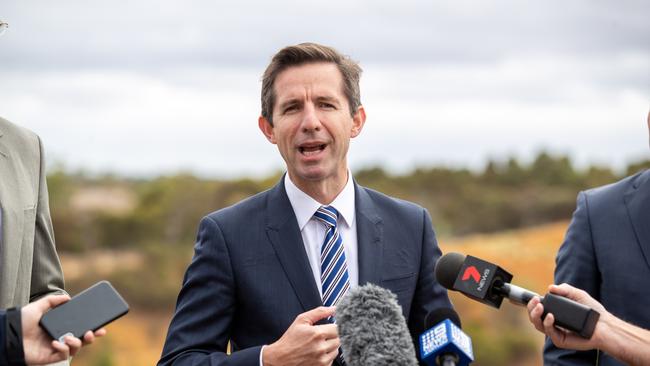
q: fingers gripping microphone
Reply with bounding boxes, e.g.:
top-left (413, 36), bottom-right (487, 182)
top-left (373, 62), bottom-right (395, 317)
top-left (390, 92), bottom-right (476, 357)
top-left (420, 308), bottom-right (474, 366)
top-left (435, 253), bottom-right (600, 339)
top-left (337, 284), bottom-right (418, 366)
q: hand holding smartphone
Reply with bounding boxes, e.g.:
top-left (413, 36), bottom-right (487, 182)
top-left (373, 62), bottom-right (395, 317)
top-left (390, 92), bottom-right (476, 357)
top-left (39, 281), bottom-right (129, 341)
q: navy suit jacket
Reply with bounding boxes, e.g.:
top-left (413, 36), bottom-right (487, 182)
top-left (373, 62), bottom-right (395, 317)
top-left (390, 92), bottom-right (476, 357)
top-left (544, 170), bottom-right (650, 366)
top-left (159, 178), bottom-right (451, 365)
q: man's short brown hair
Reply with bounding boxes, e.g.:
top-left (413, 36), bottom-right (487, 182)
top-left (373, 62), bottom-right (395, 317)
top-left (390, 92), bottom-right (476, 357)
top-left (261, 42), bottom-right (362, 124)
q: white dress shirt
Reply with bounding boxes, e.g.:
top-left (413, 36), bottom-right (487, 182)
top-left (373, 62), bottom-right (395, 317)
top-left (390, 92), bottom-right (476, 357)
top-left (284, 172), bottom-right (359, 296)
top-left (260, 173), bottom-right (359, 365)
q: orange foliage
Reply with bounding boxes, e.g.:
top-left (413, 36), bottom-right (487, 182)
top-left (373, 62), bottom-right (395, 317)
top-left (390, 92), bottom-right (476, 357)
top-left (439, 221), bottom-right (569, 365)
top-left (68, 310), bottom-right (170, 366)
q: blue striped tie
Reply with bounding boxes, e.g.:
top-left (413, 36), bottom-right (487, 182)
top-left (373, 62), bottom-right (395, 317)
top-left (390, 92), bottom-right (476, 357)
top-left (314, 205), bottom-right (350, 308)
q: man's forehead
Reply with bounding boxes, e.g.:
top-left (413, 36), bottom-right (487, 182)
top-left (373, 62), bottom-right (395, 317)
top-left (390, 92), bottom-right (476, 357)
top-left (274, 63), bottom-right (345, 100)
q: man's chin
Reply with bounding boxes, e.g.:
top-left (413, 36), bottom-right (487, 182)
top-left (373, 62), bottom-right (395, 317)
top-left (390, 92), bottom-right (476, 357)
top-left (296, 170), bottom-right (327, 182)
top-left (288, 162), bottom-right (347, 184)
top-left (288, 166), bottom-right (331, 182)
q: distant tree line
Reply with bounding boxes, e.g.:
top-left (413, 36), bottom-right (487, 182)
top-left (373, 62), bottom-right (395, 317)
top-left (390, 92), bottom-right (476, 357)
top-left (48, 152), bottom-right (650, 310)
top-left (47, 152), bottom-right (650, 253)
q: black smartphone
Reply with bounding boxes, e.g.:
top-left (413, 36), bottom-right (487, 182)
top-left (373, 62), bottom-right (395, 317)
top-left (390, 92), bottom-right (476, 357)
top-left (40, 281), bottom-right (129, 340)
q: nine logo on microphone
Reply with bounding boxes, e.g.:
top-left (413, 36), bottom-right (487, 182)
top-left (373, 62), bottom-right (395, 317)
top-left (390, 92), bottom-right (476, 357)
top-left (420, 319), bottom-right (474, 366)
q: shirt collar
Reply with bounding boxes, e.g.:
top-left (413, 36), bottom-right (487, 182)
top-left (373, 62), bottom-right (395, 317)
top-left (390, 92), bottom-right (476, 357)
top-left (284, 172), bottom-right (356, 231)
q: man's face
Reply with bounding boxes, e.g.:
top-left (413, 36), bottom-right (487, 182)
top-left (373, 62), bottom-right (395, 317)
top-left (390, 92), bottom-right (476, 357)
top-left (259, 62), bottom-right (365, 190)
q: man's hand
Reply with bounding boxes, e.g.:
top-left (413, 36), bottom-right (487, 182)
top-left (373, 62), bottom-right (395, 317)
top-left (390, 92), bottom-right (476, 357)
top-left (21, 294), bottom-right (107, 365)
top-left (263, 306), bottom-right (340, 366)
top-left (527, 283), bottom-right (608, 351)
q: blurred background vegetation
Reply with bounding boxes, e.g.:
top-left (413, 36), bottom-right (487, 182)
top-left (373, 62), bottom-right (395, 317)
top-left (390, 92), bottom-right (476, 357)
top-left (54, 152), bottom-right (649, 365)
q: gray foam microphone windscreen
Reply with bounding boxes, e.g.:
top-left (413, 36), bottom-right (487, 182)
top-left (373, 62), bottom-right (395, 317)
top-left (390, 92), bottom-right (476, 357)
top-left (337, 284), bottom-right (418, 366)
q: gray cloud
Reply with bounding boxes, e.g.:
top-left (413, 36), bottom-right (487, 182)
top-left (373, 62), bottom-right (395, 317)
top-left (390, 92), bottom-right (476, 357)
top-left (0, 0), bottom-right (648, 177)
top-left (1, 0), bottom-right (648, 71)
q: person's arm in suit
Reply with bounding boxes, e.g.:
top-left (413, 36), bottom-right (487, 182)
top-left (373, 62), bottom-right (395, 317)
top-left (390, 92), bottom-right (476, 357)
top-left (0, 310), bottom-right (8, 366)
top-left (159, 215), bottom-right (339, 366)
top-left (158, 216), bottom-right (263, 366)
top-left (544, 192), bottom-right (600, 365)
top-left (29, 136), bottom-right (65, 301)
top-left (409, 209), bottom-right (453, 359)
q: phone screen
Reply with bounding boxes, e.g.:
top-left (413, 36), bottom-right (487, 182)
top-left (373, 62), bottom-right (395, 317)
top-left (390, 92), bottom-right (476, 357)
top-left (40, 281), bottom-right (129, 340)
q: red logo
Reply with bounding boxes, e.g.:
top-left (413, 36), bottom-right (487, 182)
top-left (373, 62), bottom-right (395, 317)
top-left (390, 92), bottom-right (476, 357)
top-left (462, 266), bottom-right (481, 283)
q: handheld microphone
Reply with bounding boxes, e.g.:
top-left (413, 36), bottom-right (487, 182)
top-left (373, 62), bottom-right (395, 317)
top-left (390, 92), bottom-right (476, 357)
top-left (337, 284), bottom-right (418, 366)
top-left (435, 252), bottom-right (600, 339)
top-left (420, 308), bottom-right (473, 366)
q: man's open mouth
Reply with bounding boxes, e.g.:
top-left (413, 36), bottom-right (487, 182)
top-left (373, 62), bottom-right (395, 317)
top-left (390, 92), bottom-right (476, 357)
top-left (299, 144), bottom-right (326, 156)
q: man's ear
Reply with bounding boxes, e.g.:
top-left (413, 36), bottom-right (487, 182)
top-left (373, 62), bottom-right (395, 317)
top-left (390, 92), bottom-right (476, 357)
top-left (350, 105), bottom-right (366, 138)
top-left (258, 116), bottom-right (276, 144)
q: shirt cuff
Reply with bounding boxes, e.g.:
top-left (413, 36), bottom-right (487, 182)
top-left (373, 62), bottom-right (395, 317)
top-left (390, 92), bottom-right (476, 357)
top-left (259, 345), bottom-right (267, 366)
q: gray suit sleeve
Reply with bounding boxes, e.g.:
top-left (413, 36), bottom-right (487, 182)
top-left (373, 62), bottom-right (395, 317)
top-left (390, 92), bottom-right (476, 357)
top-left (543, 192), bottom-right (599, 365)
top-left (29, 136), bottom-right (65, 301)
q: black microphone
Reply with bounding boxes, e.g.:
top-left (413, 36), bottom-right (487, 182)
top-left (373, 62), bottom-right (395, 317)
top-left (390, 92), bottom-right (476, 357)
top-left (419, 308), bottom-right (474, 366)
top-left (337, 284), bottom-right (418, 366)
top-left (435, 252), bottom-right (600, 339)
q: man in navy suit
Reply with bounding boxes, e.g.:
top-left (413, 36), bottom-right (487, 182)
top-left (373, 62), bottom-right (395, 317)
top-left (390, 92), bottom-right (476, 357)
top-left (158, 43), bottom-right (452, 366)
top-left (544, 111), bottom-right (650, 365)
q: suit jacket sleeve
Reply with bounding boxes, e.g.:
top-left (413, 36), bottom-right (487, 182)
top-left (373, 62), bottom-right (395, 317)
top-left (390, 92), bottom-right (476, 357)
top-left (29, 136), bottom-right (65, 302)
top-left (410, 209), bottom-right (453, 359)
top-left (0, 310), bottom-right (7, 366)
top-left (158, 216), bottom-right (261, 366)
top-left (543, 191), bottom-right (600, 365)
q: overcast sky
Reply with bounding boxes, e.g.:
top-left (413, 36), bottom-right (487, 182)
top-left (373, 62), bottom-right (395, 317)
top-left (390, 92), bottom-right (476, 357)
top-left (1, 0), bottom-right (648, 178)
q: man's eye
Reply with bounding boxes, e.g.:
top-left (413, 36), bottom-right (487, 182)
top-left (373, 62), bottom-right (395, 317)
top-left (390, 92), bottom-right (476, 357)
top-left (283, 105), bottom-right (298, 113)
top-left (320, 102), bottom-right (335, 109)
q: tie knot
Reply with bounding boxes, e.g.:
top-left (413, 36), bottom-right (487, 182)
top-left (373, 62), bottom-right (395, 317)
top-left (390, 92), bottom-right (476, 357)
top-left (314, 205), bottom-right (339, 228)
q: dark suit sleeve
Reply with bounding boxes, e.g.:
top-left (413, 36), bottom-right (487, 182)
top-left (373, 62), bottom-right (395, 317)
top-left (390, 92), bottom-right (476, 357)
top-left (409, 209), bottom-right (452, 357)
top-left (544, 192), bottom-right (600, 365)
top-left (158, 216), bottom-right (261, 366)
top-left (0, 310), bottom-right (7, 366)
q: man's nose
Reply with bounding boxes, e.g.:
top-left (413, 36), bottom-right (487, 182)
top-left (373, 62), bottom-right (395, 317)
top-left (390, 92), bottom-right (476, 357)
top-left (300, 103), bottom-right (322, 132)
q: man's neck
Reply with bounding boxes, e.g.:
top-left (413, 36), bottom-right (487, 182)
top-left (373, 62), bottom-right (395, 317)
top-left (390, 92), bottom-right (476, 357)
top-left (288, 171), bottom-right (348, 205)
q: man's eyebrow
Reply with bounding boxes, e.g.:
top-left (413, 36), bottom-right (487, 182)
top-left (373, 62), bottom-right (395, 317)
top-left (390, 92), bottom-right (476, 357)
top-left (315, 95), bottom-right (341, 104)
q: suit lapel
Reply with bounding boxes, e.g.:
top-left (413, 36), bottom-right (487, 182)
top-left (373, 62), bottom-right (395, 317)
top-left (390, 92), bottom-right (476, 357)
top-left (355, 184), bottom-right (383, 286)
top-left (264, 178), bottom-right (322, 312)
top-left (624, 170), bottom-right (650, 271)
top-left (262, 179), bottom-right (386, 310)
top-left (0, 132), bottom-right (23, 307)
